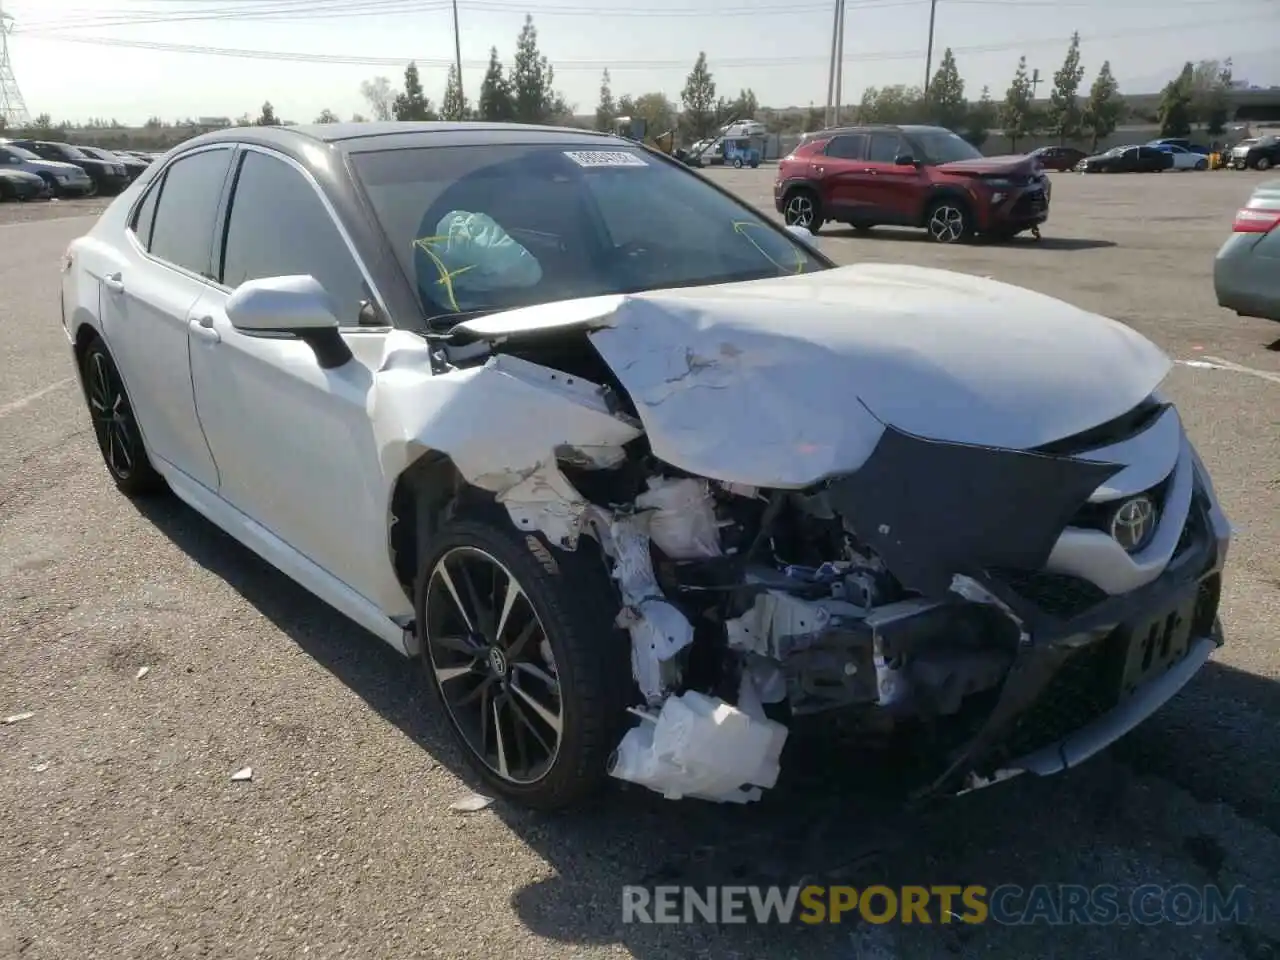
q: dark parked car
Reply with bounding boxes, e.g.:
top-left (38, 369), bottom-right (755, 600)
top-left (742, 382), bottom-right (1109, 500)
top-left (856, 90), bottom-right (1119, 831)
top-left (1215, 179), bottom-right (1280, 322)
top-left (1029, 145), bottom-right (1087, 172)
top-left (1228, 136), bottom-right (1279, 171)
top-left (1078, 145), bottom-right (1173, 173)
top-left (0, 166), bottom-right (51, 201)
top-left (7, 139), bottom-right (130, 194)
top-left (776, 123), bottom-right (1050, 243)
top-left (0, 141), bottom-right (95, 196)
top-left (77, 145), bottom-right (149, 182)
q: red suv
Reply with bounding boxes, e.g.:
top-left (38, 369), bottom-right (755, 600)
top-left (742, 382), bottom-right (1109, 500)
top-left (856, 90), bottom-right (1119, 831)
top-left (775, 124), bottom-right (1050, 243)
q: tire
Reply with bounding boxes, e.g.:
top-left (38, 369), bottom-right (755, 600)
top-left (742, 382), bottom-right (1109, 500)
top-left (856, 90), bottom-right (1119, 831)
top-left (924, 197), bottom-right (970, 244)
top-left (414, 513), bottom-right (633, 811)
top-left (782, 188), bottom-right (823, 233)
top-left (1257, 157), bottom-right (1273, 172)
top-left (80, 337), bottom-right (166, 496)
top-left (0, 180), bottom-right (12, 202)
top-left (852, 223), bottom-right (873, 233)
top-left (733, 157), bottom-right (744, 169)
top-left (1195, 159), bottom-right (1208, 171)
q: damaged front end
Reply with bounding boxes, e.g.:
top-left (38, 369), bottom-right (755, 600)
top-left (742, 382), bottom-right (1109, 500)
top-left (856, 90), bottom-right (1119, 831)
top-left (428, 276), bottom-right (1229, 806)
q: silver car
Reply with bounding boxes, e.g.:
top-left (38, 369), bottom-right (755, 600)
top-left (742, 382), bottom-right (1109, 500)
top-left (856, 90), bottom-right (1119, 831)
top-left (1214, 179), bottom-right (1280, 322)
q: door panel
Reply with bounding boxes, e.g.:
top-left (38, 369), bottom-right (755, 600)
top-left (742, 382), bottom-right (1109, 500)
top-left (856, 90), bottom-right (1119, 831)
top-left (189, 147), bottom-right (394, 602)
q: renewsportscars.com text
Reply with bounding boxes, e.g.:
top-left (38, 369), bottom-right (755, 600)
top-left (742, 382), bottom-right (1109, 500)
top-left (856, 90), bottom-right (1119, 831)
top-left (621, 884), bottom-right (1252, 926)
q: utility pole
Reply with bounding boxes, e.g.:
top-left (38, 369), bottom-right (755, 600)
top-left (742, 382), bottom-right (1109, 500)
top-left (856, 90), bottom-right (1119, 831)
top-left (451, 0), bottom-right (464, 107)
top-left (1030, 68), bottom-right (1042, 98)
top-left (923, 0), bottom-right (938, 93)
top-left (824, 0), bottom-right (840, 127)
top-left (832, 0), bottom-right (845, 126)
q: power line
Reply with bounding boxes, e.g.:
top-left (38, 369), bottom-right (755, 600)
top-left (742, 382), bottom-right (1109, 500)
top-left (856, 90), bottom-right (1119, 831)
top-left (12, 0), bottom-right (1256, 31)
top-left (15, 12), bottom-right (1277, 71)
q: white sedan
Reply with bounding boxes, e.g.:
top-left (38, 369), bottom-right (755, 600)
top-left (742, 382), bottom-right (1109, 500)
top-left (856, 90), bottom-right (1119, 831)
top-left (1163, 144), bottom-right (1210, 170)
top-left (61, 122), bottom-right (1230, 811)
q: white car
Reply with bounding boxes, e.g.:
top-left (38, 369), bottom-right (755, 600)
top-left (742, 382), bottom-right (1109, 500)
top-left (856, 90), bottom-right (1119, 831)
top-left (61, 122), bottom-right (1231, 811)
top-left (1162, 144), bottom-right (1209, 171)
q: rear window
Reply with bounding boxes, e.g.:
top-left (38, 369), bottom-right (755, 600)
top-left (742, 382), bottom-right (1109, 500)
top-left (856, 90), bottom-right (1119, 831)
top-left (352, 143), bottom-right (826, 323)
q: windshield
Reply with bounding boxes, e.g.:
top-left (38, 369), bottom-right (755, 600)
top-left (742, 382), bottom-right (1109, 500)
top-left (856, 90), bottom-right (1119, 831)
top-left (55, 144), bottom-right (87, 159)
top-left (912, 129), bottom-right (984, 164)
top-left (353, 143), bottom-right (826, 324)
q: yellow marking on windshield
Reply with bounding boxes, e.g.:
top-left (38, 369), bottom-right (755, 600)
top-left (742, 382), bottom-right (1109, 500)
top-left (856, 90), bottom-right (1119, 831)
top-left (413, 234), bottom-right (477, 313)
top-left (732, 221), bottom-right (807, 274)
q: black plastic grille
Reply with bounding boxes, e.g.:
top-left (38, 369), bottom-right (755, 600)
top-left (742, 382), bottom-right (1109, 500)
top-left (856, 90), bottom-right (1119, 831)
top-left (990, 568), bottom-right (1109, 619)
top-left (1002, 637), bottom-right (1120, 759)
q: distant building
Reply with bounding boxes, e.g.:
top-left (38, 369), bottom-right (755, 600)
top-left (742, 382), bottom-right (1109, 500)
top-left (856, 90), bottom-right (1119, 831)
top-left (197, 117), bottom-right (231, 128)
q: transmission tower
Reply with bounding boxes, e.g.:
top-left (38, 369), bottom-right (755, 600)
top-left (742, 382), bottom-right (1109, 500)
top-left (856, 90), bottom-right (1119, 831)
top-left (1, 0), bottom-right (32, 129)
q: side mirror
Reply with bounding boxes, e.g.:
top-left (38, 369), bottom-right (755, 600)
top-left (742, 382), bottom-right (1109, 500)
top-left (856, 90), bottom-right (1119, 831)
top-left (224, 275), bottom-right (353, 369)
top-left (894, 154), bottom-right (917, 166)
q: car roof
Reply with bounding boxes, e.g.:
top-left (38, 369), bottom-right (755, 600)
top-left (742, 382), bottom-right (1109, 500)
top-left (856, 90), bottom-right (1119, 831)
top-left (176, 121), bottom-right (622, 157)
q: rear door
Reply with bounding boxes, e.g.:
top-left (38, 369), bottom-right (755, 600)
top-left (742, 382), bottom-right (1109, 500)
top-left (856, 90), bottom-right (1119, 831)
top-left (812, 133), bottom-right (869, 221)
top-left (97, 146), bottom-right (234, 490)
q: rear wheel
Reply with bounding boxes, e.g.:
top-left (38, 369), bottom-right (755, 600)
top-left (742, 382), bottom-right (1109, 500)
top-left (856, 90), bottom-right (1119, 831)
top-left (783, 189), bottom-right (823, 233)
top-left (924, 198), bottom-right (970, 244)
top-left (415, 514), bottom-right (633, 811)
top-left (1256, 156), bottom-right (1274, 172)
top-left (80, 338), bottom-right (166, 496)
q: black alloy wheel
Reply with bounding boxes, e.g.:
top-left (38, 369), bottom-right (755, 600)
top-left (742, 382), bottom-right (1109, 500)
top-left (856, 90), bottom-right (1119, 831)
top-left (81, 340), bottom-right (165, 495)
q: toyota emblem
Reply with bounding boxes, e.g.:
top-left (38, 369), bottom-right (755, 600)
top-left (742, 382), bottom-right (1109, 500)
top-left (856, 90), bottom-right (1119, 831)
top-left (1109, 495), bottom-right (1158, 553)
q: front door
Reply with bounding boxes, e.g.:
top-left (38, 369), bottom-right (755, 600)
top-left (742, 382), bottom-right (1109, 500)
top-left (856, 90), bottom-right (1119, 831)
top-left (187, 146), bottom-right (392, 600)
top-left (859, 131), bottom-right (927, 224)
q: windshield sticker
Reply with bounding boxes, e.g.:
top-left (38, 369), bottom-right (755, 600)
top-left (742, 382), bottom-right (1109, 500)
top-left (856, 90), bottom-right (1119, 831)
top-left (563, 150), bottom-right (647, 168)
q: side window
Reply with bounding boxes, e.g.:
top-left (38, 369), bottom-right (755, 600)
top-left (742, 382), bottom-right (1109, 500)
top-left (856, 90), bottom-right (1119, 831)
top-left (824, 134), bottom-right (867, 160)
top-left (130, 175), bottom-right (164, 249)
top-left (220, 151), bottom-right (368, 325)
top-left (148, 148), bottom-right (233, 278)
top-left (867, 133), bottom-right (903, 164)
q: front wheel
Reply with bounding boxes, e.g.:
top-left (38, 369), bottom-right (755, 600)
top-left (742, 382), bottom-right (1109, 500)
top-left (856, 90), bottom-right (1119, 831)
top-left (783, 189), bottom-right (823, 233)
top-left (732, 157), bottom-right (744, 169)
top-left (80, 338), bottom-right (166, 496)
top-left (1195, 159), bottom-right (1208, 171)
top-left (925, 199), bottom-right (970, 244)
top-left (415, 515), bottom-right (633, 811)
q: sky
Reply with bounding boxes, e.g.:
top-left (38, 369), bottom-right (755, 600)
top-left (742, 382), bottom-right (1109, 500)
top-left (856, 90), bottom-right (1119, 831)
top-left (4, 0), bottom-right (1279, 126)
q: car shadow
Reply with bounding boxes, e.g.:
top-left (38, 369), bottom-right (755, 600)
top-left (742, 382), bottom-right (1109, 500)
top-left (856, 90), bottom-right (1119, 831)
top-left (1267, 337), bottom-right (1280, 353)
top-left (132, 493), bottom-right (1280, 958)
top-left (820, 228), bottom-right (1116, 251)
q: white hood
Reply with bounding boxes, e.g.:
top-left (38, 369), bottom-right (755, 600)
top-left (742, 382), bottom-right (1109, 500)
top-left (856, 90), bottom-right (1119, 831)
top-left (455, 264), bottom-right (1172, 489)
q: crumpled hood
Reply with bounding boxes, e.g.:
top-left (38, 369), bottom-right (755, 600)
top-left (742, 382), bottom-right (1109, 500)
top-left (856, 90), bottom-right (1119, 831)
top-left (935, 154), bottom-right (1038, 176)
top-left (581, 264), bottom-right (1171, 489)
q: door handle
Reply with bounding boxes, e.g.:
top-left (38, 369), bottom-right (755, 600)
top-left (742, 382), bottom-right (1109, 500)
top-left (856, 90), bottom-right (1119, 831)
top-left (102, 272), bottom-right (125, 294)
top-left (189, 316), bottom-right (220, 344)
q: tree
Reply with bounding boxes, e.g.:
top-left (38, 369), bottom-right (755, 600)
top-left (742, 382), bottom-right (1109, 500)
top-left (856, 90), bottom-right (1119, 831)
top-left (964, 85), bottom-right (996, 148)
top-left (1082, 60), bottom-right (1123, 151)
top-left (726, 88), bottom-right (758, 120)
top-left (595, 69), bottom-right (616, 131)
top-left (511, 15), bottom-right (558, 124)
top-left (925, 48), bottom-right (966, 130)
top-left (314, 108), bottom-right (341, 124)
top-left (1046, 32), bottom-right (1086, 143)
top-left (1192, 58), bottom-right (1233, 136)
top-left (360, 76), bottom-right (396, 121)
top-left (804, 102), bottom-right (824, 132)
top-left (1000, 56), bottom-right (1036, 151)
top-left (478, 46), bottom-right (515, 122)
top-left (633, 92), bottom-right (677, 137)
top-left (256, 101), bottom-right (279, 126)
top-left (393, 62), bottom-right (436, 121)
top-left (681, 52), bottom-right (717, 139)
top-left (31, 113), bottom-right (53, 130)
top-left (1157, 62), bottom-right (1194, 138)
top-left (856, 85), bottom-right (924, 124)
top-left (441, 64), bottom-right (469, 121)
top-left (351, 112), bottom-right (368, 122)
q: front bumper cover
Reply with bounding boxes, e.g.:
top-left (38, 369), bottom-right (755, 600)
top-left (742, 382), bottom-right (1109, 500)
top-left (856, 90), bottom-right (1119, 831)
top-left (820, 422), bottom-right (1228, 798)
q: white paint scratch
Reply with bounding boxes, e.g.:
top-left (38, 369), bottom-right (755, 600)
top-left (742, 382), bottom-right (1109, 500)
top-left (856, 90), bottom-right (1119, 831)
top-left (1178, 356), bottom-right (1280, 386)
top-left (0, 377), bottom-right (76, 420)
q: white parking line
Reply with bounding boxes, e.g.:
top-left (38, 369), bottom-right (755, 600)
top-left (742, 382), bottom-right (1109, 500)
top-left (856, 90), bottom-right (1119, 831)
top-left (0, 377), bottom-right (76, 420)
top-left (1180, 356), bottom-right (1280, 386)
top-left (0, 214), bottom-right (99, 231)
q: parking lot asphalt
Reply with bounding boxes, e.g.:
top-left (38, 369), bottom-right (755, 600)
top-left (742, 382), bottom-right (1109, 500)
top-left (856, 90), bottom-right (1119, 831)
top-left (1, 170), bottom-right (1279, 960)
